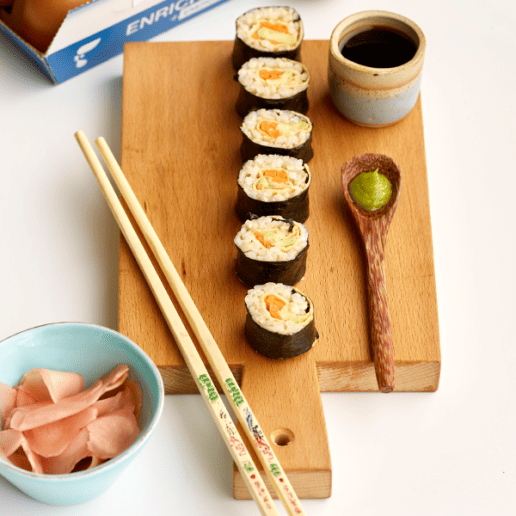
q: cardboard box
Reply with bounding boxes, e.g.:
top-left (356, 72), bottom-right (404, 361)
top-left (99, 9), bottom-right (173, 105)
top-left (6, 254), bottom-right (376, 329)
top-left (0, 0), bottom-right (232, 84)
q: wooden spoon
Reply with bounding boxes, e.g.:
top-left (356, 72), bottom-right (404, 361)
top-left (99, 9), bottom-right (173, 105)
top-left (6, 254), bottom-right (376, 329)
top-left (341, 153), bottom-right (402, 393)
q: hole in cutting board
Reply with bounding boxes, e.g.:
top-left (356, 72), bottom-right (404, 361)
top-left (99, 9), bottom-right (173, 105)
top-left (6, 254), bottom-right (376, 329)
top-left (271, 428), bottom-right (295, 447)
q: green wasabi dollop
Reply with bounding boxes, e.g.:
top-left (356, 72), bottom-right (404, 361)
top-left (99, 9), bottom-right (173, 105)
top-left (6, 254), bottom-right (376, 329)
top-left (349, 169), bottom-right (392, 211)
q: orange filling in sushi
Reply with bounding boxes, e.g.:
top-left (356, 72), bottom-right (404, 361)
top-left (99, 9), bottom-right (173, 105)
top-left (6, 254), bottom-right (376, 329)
top-left (251, 21), bottom-right (294, 46)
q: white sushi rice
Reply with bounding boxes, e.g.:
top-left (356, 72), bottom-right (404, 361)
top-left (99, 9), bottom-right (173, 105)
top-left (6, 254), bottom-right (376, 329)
top-left (241, 109), bottom-right (312, 149)
top-left (238, 58), bottom-right (309, 99)
top-left (245, 283), bottom-right (313, 334)
top-left (237, 154), bottom-right (310, 202)
top-left (235, 216), bottom-right (308, 262)
top-left (236, 7), bottom-right (303, 52)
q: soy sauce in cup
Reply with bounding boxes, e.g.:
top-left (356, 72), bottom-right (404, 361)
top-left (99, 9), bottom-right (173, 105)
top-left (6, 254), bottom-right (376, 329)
top-left (340, 27), bottom-right (417, 68)
top-left (328, 10), bottom-right (426, 127)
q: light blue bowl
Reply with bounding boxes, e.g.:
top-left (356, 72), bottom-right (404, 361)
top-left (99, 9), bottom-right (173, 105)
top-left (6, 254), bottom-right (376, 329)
top-left (0, 322), bottom-right (164, 505)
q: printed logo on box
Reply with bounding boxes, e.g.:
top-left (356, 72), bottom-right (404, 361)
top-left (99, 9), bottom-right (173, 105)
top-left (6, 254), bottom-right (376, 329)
top-left (74, 38), bottom-right (102, 68)
top-left (127, 0), bottom-right (223, 35)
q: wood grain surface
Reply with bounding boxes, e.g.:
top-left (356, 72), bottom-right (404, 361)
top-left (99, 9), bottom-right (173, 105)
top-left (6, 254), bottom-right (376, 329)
top-left (119, 40), bottom-right (441, 499)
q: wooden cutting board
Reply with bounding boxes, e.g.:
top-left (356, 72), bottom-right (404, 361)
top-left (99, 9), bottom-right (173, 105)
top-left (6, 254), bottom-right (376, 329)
top-left (119, 40), bottom-right (441, 500)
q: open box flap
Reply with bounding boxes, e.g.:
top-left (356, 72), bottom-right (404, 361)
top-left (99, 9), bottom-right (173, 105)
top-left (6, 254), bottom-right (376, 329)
top-left (0, 18), bottom-right (55, 82)
top-left (0, 0), bottom-right (231, 83)
top-left (46, 0), bottom-right (230, 82)
top-left (47, 0), bottom-right (165, 54)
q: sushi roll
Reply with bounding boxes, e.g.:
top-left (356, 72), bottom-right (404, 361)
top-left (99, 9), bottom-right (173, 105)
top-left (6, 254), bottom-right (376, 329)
top-left (232, 6), bottom-right (304, 71)
top-left (236, 154), bottom-right (311, 222)
top-left (244, 282), bottom-right (318, 359)
top-left (240, 109), bottom-right (313, 163)
top-left (236, 57), bottom-right (310, 117)
top-left (234, 215), bottom-right (309, 286)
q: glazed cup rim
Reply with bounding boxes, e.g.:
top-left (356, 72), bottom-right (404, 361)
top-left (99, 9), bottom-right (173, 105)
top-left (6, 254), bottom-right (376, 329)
top-left (330, 10), bottom-right (426, 75)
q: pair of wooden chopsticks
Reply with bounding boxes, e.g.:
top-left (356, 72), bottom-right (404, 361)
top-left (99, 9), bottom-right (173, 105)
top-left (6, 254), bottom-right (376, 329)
top-left (75, 131), bottom-right (306, 516)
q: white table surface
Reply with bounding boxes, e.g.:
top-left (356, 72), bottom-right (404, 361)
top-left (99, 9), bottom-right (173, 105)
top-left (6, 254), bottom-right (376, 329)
top-left (1, 1), bottom-right (515, 514)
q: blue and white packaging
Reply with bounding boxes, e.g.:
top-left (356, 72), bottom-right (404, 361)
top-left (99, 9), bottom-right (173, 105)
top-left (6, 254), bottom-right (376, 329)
top-left (0, 0), bottom-right (231, 84)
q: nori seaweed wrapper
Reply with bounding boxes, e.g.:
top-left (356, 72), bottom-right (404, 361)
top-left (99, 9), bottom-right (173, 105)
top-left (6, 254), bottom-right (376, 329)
top-left (235, 82), bottom-right (309, 118)
top-left (235, 240), bottom-right (309, 287)
top-left (244, 302), bottom-right (318, 360)
top-left (235, 181), bottom-right (310, 222)
top-left (240, 129), bottom-right (313, 163)
top-left (232, 37), bottom-right (302, 71)
top-left (232, 8), bottom-right (303, 71)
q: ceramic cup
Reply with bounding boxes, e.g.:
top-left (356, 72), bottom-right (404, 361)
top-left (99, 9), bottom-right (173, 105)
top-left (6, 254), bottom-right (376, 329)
top-left (328, 10), bottom-right (426, 127)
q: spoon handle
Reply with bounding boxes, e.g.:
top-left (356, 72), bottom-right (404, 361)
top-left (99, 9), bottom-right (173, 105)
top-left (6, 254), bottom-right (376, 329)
top-left (363, 227), bottom-right (395, 392)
